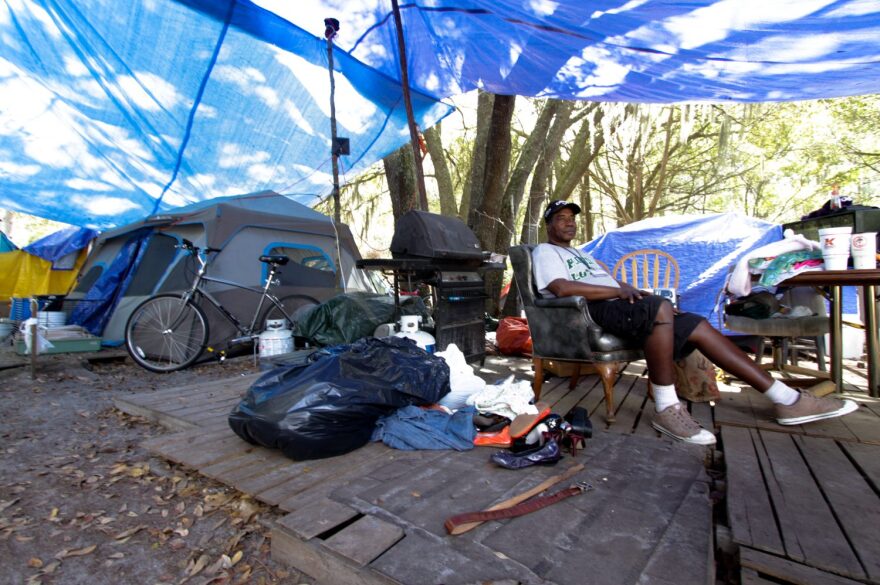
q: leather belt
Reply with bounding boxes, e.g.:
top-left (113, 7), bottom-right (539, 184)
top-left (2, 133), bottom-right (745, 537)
top-left (445, 481), bottom-right (593, 534)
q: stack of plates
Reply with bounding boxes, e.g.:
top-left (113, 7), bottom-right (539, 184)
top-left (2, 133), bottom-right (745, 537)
top-left (37, 311), bottom-right (67, 328)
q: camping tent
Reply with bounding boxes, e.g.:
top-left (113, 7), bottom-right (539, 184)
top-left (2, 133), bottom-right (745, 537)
top-left (581, 213), bottom-right (784, 330)
top-left (66, 191), bottom-right (378, 346)
top-left (3, 1), bottom-right (880, 229)
top-left (0, 227), bottom-right (97, 304)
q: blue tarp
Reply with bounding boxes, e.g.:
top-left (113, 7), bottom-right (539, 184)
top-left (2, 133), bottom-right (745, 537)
top-left (23, 227), bottom-right (98, 263)
top-left (582, 212), bottom-right (859, 330)
top-left (0, 232), bottom-right (16, 253)
top-left (4, 1), bottom-right (880, 230)
top-left (0, 0), bottom-right (452, 229)
top-left (277, 0), bottom-right (880, 103)
top-left (582, 213), bottom-right (783, 330)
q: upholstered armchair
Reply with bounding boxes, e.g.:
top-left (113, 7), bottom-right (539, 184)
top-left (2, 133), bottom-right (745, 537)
top-left (509, 245), bottom-right (645, 423)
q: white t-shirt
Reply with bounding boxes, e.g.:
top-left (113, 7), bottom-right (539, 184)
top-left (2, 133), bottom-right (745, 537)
top-left (532, 243), bottom-right (620, 297)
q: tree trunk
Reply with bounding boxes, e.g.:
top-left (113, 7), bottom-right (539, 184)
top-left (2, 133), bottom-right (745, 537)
top-left (423, 124), bottom-right (457, 216)
top-left (471, 94), bottom-right (516, 316)
top-left (383, 145), bottom-right (417, 223)
top-left (519, 101), bottom-right (574, 246)
top-left (460, 90), bottom-right (494, 221)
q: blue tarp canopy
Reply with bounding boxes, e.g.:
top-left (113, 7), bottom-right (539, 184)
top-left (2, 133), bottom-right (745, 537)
top-left (3, 1), bottom-right (880, 229)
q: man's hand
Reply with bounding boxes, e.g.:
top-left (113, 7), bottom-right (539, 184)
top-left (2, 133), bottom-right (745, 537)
top-left (616, 282), bottom-right (645, 304)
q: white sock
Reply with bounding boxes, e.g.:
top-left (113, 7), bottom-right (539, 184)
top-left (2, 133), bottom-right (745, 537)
top-left (653, 384), bottom-right (679, 412)
top-left (764, 380), bottom-right (799, 406)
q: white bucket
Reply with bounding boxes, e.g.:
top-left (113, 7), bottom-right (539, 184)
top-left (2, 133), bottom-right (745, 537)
top-left (259, 320), bottom-right (293, 356)
top-left (37, 311), bottom-right (66, 328)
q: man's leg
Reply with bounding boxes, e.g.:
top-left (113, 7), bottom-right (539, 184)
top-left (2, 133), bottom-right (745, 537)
top-left (687, 320), bottom-right (858, 425)
top-left (643, 300), bottom-right (716, 445)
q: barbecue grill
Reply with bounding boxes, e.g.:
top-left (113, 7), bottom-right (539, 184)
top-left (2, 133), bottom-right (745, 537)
top-left (357, 211), bottom-right (502, 363)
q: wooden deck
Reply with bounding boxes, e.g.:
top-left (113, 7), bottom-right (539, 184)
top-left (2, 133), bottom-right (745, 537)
top-left (113, 354), bottom-right (880, 585)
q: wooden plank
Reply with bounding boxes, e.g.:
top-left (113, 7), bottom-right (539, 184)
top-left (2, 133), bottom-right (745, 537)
top-left (690, 401), bottom-right (713, 432)
top-left (550, 379), bottom-right (594, 417)
top-left (740, 547), bottom-right (865, 585)
top-left (740, 567), bottom-right (776, 585)
top-left (610, 375), bottom-right (649, 434)
top-left (276, 498), bottom-right (360, 540)
top-left (271, 524), bottom-right (397, 585)
top-left (262, 443), bottom-right (394, 508)
top-left (323, 515), bottom-right (404, 567)
top-left (638, 480), bottom-right (714, 585)
top-left (841, 441), bottom-right (880, 491)
top-left (714, 390), bottom-right (761, 429)
top-left (796, 435), bottom-right (880, 582)
top-left (720, 426), bottom-right (784, 555)
top-left (158, 433), bottom-right (258, 468)
top-left (757, 430), bottom-right (864, 580)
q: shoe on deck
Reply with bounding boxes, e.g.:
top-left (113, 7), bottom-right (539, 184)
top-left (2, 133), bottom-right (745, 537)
top-left (775, 393), bottom-right (859, 425)
top-left (652, 403), bottom-right (717, 446)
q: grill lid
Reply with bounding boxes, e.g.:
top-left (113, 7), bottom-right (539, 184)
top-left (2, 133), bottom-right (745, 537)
top-left (390, 211), bottom-right (484, 263)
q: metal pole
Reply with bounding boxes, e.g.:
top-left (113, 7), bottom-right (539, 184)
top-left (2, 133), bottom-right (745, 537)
top-left (324, 18), bottom-right (342, 225)
top-left (390, 0), bottom-right (428, 211)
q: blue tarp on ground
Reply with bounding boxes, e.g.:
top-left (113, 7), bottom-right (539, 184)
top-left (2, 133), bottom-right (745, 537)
top-left (4, 1), bottom-right (880, 229)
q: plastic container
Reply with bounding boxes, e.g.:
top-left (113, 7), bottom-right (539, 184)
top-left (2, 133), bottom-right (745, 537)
top-left (259, 319), bottom-right (293, 357)
top-left (394, 315), bottom-right (436, 353)
top-left (851, 232), bottom-right (877, 269)
top-left (818, 226), bottom-right (852, 270)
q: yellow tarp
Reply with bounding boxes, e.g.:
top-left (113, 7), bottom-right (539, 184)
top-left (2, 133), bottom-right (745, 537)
top-left (0, 249), bottom-right (86, 299)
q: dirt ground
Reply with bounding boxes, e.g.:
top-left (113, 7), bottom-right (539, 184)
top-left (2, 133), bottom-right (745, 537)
top-left (0, 342), bottom-right (312, 585)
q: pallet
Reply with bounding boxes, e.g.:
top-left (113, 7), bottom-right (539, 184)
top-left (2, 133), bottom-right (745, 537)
top-left (723, 426), bottom-right (880, 583)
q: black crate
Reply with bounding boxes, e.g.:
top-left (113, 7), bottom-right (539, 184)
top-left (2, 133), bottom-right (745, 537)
top-left (435, 319), bottom-right (485, 364)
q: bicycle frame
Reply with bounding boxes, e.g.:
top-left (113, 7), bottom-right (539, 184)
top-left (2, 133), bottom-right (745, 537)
top-left (180, 247), bottom-right (292, 339)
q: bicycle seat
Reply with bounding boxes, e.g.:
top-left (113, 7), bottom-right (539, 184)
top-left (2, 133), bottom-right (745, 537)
top-left (259, 255), bottom-right (289, 266)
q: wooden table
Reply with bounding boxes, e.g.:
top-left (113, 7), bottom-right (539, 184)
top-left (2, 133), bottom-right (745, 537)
top-left (782, 269), bottom-right (880, 397)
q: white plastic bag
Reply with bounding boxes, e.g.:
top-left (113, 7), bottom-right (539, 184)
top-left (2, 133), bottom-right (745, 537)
top-left (20, 318), bottom-right (54, 354)
top-left (436, 343), bottom-right (486, 409)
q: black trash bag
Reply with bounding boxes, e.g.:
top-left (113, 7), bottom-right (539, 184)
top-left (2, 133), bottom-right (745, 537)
top-left (295, 292), bottom-right (429, 347)
top-left (228, 336), bottom-right (450, 461)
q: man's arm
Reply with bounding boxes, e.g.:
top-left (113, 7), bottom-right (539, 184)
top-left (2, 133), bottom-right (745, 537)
top-left (547, 278), bottom-right (646, 303)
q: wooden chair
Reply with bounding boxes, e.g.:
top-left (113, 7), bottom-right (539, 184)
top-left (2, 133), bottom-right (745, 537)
top-left (612, 249), bottom-right (680, 290)
top-left (509, 245), bottom-right (644, 423)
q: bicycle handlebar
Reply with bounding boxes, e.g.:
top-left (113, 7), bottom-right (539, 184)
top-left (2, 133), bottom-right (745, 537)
top-left (178, 239), bottom-right (221, 255)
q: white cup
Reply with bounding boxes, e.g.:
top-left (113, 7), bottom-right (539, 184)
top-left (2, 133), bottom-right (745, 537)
top-left (818, 226), bottom-right (852, 270)
top-left (851, 232), bottom-right (877, 269)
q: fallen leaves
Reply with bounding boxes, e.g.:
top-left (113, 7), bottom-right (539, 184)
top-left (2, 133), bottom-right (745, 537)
top-left (55, 544), bottom-right (97, 559)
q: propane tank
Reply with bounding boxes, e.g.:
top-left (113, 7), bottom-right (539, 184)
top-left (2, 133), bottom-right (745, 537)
top-left (259, 319), bottom-right (293, 357)
top-left (393, 315), bottom-right (435, 353)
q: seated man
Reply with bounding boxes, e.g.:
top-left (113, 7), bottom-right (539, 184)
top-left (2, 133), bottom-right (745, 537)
top-left (533, 200), bottom-right (858, 445)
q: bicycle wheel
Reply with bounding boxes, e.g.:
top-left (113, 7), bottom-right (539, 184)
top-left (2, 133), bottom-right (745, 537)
top-left (263, 294), bottom-right (319, 328)
top-left (125, 294), bottom-right (209, 372)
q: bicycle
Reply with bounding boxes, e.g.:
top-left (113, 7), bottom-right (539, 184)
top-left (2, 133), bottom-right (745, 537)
top-left (125, 239), bottom-right (316, 372)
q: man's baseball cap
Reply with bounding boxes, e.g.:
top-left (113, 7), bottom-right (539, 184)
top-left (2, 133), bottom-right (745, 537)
top-left (543, 200), bottom-right (582, 222)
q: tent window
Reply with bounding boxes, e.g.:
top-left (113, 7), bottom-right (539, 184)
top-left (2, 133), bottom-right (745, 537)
top-left (73, 265), bottom-right (103, 293)
top-left (127, 234), bottom-right (180, 295)
top-left (268, 245), bottom-right (336, 288)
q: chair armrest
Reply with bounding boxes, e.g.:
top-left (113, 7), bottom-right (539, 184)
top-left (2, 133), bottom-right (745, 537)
top-left (535, 296), bottom-right (588, 310)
